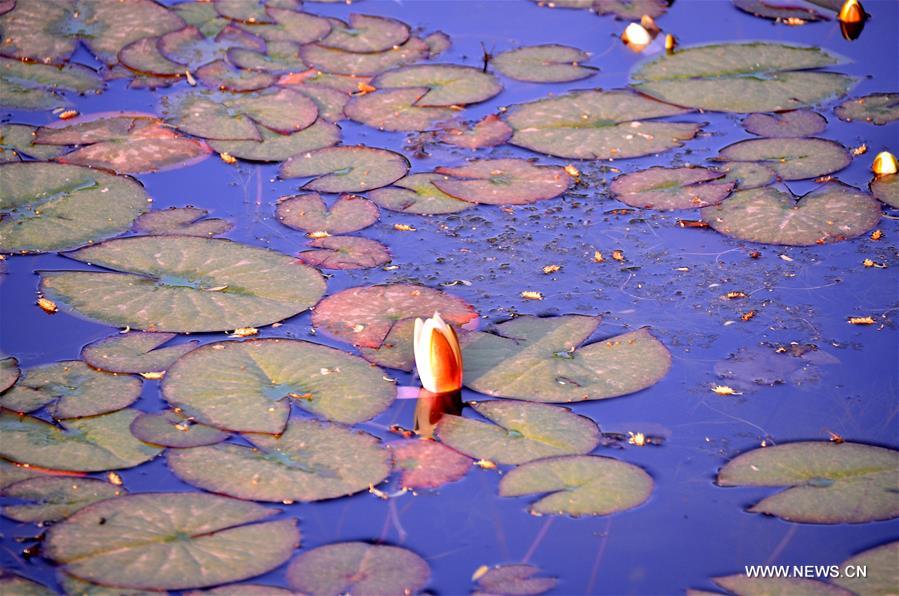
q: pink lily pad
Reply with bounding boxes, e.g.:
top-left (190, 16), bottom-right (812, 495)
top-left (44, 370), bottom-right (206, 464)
top-left (298, 236), bottom-right (391, 270)
top-left (434, 158), bottom-right (572, 205)
top-left (277, 193), bottom-right (379, 234)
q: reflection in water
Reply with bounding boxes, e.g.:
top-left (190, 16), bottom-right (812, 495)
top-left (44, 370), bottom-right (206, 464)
top-left (413, 389), bottom-right (463, 439)
top-left (840, 19), bottom-right (866, 40)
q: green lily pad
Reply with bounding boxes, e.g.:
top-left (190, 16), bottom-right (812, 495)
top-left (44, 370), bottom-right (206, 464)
top-left (227, 40), bottom-right (306, 72)
top-left (300, 37), bottom-right (429, 77)
top-left (870, 174), bottom-right (899, 208)
top-left (320, 13), bottom-right (410, 53)
top-left (78, 0), bottom-right (186, 65)
top-left (631, 42), bottom-right (856, 113)
top-left (474, 564), bottom-right (557, 596)
top-left (159, 23), bottom-right (264, 70)
top-left (1, 355), bottom-right (19, 393)
top-left (134, 206), bottom-right (232, 237)
top-left (187, 585), bottom-right (294, 596)
top-left (0, 124), bottom-right (67, 162)
top-left (58, 572), bottom-right (155, 596)
top-left (208, 120), bottom-right (341, 162)
top-left (499, 455), bottom-right (653, 516)
top-left (700, 183), bottom-right (881, 246)
top-left (130, 410), bottom-right (229, 448)
top-left (438, 115), bottom-right (513, 149)
top-left (424, 31), bottom-right (451, 58)
top-left (716, 137), bottom-right (850, 180)
top-left (0, 571), bottom-right (53, 596)
top-left (298, 236), bottom-right (391, 270)
top-left (0, 360), bottom-right (141, 418)
top-left (280, 146), bottom-right (409, 192)
top-left (34, 112), bottom-right (153, 145)
top-left (358, 318), bottom-right (423, 370)
top-left (372, 64), bottom-right (502, 106)
top-left (163, 338), bottom-right (395, 432)
top-left (733, 0), bottom-right (830, 22)
top-left (277, 193), bottom-right (379, 234)
top-left (493, 44), bottom-right (596, 83)
top-left (82, 332), bottom-right (199, 374)
top-left (0, 55), bottom-right (103, 110)
top-left (506, 89), bottom-right (701, 159)
top-left (286, 542), bottom-right (430, 595)
top-left (434, 159), bottom-right (572, 205)
top-left (834, 93), bottom-right (899, 125)
top-left (611, 166), bottom-right (734, 210)
top-left (592, 0), bottom-right (668, 18)
top-left (118, 35), bottom-right (185, 76)
top-left (312, 283), bottom-right (477, 350)
top-left (742, 110), bottom-right (828, 137)
top-left (39, 235), bottom-right (326, 332)
top-left (712, 575), bottom-right (849, 596)
top-left (833, 542), bottom-right (899, 595)
top-left (235, 8), bottom-right (331, 44)
top-left (168, 418), bottom-right (390, 501)
top-left (713, 161), bottom-right (777, 190)
top-left (0, 408), bottom-right (162, 472)
top-left (389, 439), bottom-right (472, 490)
top-left (718, 441), bottom-right (899, 523)
top-left (368, 173), bottom-right (474, 214)
top-left (0, 0), bottom-right (78, 62)
top-left (288, 84), bottom-right (350, 122)
top-left (437, 400), bottom-right (600, 465)
top-left (214, 0), bottom-right (301, 24)
top-left (45, 493), bottom-right (299, 590)
top-left (345, 88), bottom-right (456, 132)
top-left (196, 59), bottom-right (277, 91)
top-left (462, 316), bottom-right (671, 403)
top-left (0, 459), bottom-right (47, 490)
top-left (2, 477), bottom-right (125, 523)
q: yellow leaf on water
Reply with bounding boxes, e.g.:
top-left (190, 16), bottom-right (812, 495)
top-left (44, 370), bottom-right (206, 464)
top-left (472, 565), bottom-right (490, 582)
top-left (712, 385), bottom-right (742, 396)
top-left (394, 223), bottom-right (416, 232)
top-left (848, 316), bottom-right (875, 325)
top-left (542, 264), bottom-right (561, 274)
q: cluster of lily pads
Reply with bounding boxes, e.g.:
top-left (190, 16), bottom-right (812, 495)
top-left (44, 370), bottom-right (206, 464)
top-left (1, 0), bottom-right (898, 593)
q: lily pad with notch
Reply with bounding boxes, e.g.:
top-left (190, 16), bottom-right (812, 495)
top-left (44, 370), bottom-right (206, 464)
top-left (870, 174), bottom-right (899, 208)
top-left (280, 146), bottom-right (409, 192)
top-left (368, 173), bottom-right (474, 214)
top-left (742, 110), bottom-right (828, 138)
top-left (611, 166), bottom-right (735, 210)
top-left (833, 542), bottom-right (899, 595)
top-left (0, 124), bottom-right (67, 162)
top-left (0, 56), bottom-right (103, 110)
top-left (168, 418), bottom-right (390, 501)
top-left (319, 13), bottom-right (410, 53)
top-left (300, 37), bottom-right (429, 77)
top-left (434, 159), bottom-right (572, 205)
top-left (493, 44), bottom-right (597, 83)
top-left (715, 137), bottom-right (850, 180)
top-left (2, 477), bottom-right (125, 523)
top-left (130, 410), bottom-right (229, 448)
top-left (712, 161), bottom-right (777, 191)
top-left (389, 439), bottom-right (472, 490)
top-left (118, 36), bottom-right (185, 76)
top-left (39, 235), bottom-right (326, 332)
top-left (82, 332), bottom-right (199, 374)
top-left (474, 564), bottom-right (558, 596)
top-left (299, 236), bottom-right (391, 270)
top-left (438, 115), bottom-right (513, 150)
top-left (345, 88), bottom-right (457, 132)
top-left (371, 64), bottom-right (502, 106)
top-left (208, 120), bottom-right (341, 162)
top-left (277, 193), bottom-right (379, 234)
top-left (134, 206), bottom-right (232, 237)
top-left (196, 59), bottom-right (278, 91)
top-left (834, 93), bottom-right (899, 125)
top-left (717, 441), bottom-right (899, 523)
top-left (227, 40), bottom-right (306, 73)
top-left (233, 7), bottom-right (331, 45)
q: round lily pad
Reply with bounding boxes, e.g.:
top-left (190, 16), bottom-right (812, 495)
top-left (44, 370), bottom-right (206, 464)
top-left (733, 0), bottom-right (829, 22)
top-left (134, 206), bottom-right (232, 237)
top-left (227, 40), bottom-right (306, 72)
top-left (168, 418), bottom-right (390, 501)
top-left (611, 166), bottom-right (734, 210)
top-left (434, 159), bottom-right (572, 205)
top-left (0, 459), bottom-right (46, 491)
top-left (834, 93), bottom-right (899, 125)
top-left (130, 410), bottom-right (229, 448)
top-left (82, 332), bottom-right (199, 374)
top-left (474, 564), bottom-right (557, 596)
top-left (35, 112), bottom-right (156, 145)
top-left (742, 110), bottom-right (828, 138)
top-left (712, 575), bottom-right (847, 596)
top-left (631, 42), bottom-right (856, 113)
top-left (592, 0), bottom-right (668, 18)
top-left (833, 542), bottom-right (899, 595)
top-left (372, 64), bottom-right (502, 106)
top-left (0, 124), bottom-right (67, 162)
top-left (438, 115), bottom-right (512, 149)
top-left (499, 455), bottom-right (653, 517)
top-left (369, 173), bottom-right (474, 214)
top-left (77, 0), bottom-right (187, 65)
top-left (286, 542), bottom-right (430, 596)
top-left (462, 316), bottom-right (671, 403)
top-left (214, 0), bottom-right (301, 24)
top-left (0, 161), bottom-right (148, 254)
top-left (288, 84), bottom-right (350, 122)
top-left (2, 477), bottom-right (125, 523)
top-left (320, 14), bottom-right (409, 53)
top-left (236, 7), bottom-right (331, 44)
top-left (197, 59), bottom-right (277, 91)
top-left (277, 193), bottom-right (379, 234)
top-left (437, 400), bottom-right (600, 465)
top-left (118, 35), bottom-right (185, 76)
top-left (345, 88), bottom-right (456, 132)
top-left (280, 146), bottom-right (409, 192)
top-left (0, 408), bottom-right (162, 472)
top-left (187, 585), bottom-right (294, 596)
top-left (58, 572), bottom-right (156, 596)
top-left (700, 183), bottom-right (881, 246)
top-left (424, 31), bottom-right (451, 58)
top-left (716, 137), bottom-right (850, 180)
top-left (163, 338), bottom-right (395, 433)
top-left (389, 439), bottom-right (472, 490)
top-left (40, 235), bottom-right (326, 333)
top-left (0, 56), bottom-right (103, 110)
top-left (870, 174), bottom-right (899, 208)
top-left (717, 441), bottom-right (899, 523)
top-left (493, 44), bottom-right (596, 83)
top-left (45, 493), bottom-right (299, 590)
top-left (298, 236), bottom-right (391, 270)
top-left (0, 360), bottom-right (141, 418)
top-left (506, 89), bottom-right (701, 160)
top-left (0, 0), bottom-right (79, 62)
top-left (712, 161), bottom-right (777, 190)
top-left (208, 120), bottom-right (341, 162)
top-left (300, 37), bottom-right (429, 77)
top-left (0, 355), bottom-right (19, 393)
top-left (0, 571), bottom-right (53, 596)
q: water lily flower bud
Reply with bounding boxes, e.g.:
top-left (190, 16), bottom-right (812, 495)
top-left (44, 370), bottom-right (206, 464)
top-left (838, 0), bottom-right (864, 23)
top-left (872, 151), bottom-right (897, 176)
top-left (413, 312), bottom-right (463, 394)
top-left (622, 23), bottom-right (652, 50)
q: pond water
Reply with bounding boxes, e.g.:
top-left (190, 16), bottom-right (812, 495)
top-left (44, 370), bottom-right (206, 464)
top-left (1, 0), bottom-right (897, 594)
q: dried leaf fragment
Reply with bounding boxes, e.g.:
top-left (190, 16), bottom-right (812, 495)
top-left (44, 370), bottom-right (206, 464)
top-left (863, 259), bottom-right (887, 268)
top-left (219, 152), bottom-right (237, 164)
top-left (37, 297), bottom-right (58, 314)
top-left (542, 264), bottom-right (561, 274)
top-left (870, 229), bottom-right (883, 240)
top-left (593, 251), bottom-right (605, 263)
top-left (612, 250), bottom-right (625, 262)
top-left (724, 291), bottom-right (747, 300)
top-left (848, 316), bottom-right (875, 325)
top-left (140, 371), bottom-right (165, 380)
top-left (520, 291), bottom-right (543, 300)
top-left (230, 327), bottom-right (259, 337)
top-left (394, 223), bottom-right (416, 231)
top-left (712, 385), bottom-right (742, 395)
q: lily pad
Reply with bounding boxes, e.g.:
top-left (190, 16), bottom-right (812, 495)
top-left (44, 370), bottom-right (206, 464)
top-left (438, 115), bottom-right (513, 149)
top-left (288, 84), bottom-right (350, 122)
top-left (0, 459), bottom-right (46, 490)
top-left (0, 56), bottom-right (103, 110)
top-left (300, 37), bottom-right (429, 77)
top-left (592, 0), bottom-right (669, 18)
top-left (277, 193), bottom-right (379, 234)
top-left (227, 40), bottom-right (306, 73)
top-left (235, 8), bottom-right (331, 44)
top-left (188, 585), bottom-right (294, 596)
top-left (39, 235), bottom-right (326, 332)
top-left (631, 42), bottom-right (855, 113)
top-left (298, 236), bottom-right (391, 270)
top-left (834, 93), bottom-right (899, 125)
top-left (168, 418), bottom-right (390, 501)
top-left (716, 137), bottom-right (850, 180)
top-left (1, 355), bottom-right (19, 393)
top-left (345, 88), bottom-right (457, 132)
top-left (499, 455), bottom-right (653, 516)
top-left (2, 477), bottom-right (125, 523)
top-left (712, 575), bottom-right (848, 596)
top-left (0, 124), bottom-right (67, 162)
top-left (320, 14), bottom-right (409, 53)
top-left (214, 0), bottom-right (301, 24)
top-left (372, 64), bottom-right (502, 106)
top-left (717, 441), bottom-right (899, 523)
top-left (700, 183), bottom-right (881, 246)
top-left (611, 166), bottom-right (734, 210)
top-left (369, 173), bottom-right (474, 214)
top-left (0, 408), bottom-right (162, 472)
top-left (134, 206), bottom-right (232, 237)
top-left (733, 0), bottom-right (830, 22)
top-left (45, 493), bottom-right (299, 590)
top-left (0, 0), bottom-right (79, 62)
top-left (505, 89), bottom-right (701, 159)
top-left (82, 332), bottom-right (199, 374)
top-left (833, 542), bottom-right (899, 595)
top-left (285, 542), bottom-right (430, 596)
top-left (389, 439), bottom-right (472, 490)
top-left (58, 572), bottom-right (154, 596)
top-left (208, 120), bottom-right (341, 162)
top-left (437, 400), bottom-right (600, 465)
top-left (493, 44), bottom-right (596, 83)
top-left (0, 360), bottom-right (141, 418)
top-left (35, 112), bottom-right (154, 145)
top-left (424, 31), bottom-right (451, 58)
top-left (462, 316), bottom-right (671, 403)
top-left (870, 174), bottom-right (899, 208)
top-left (118, 35), bottom-right (185, 76)
top-left (474, 564), bottom-right (558, 596)
top-left (742, 110), bottom-right (827, 138)
top-left (0, 571), bottom-right (53, 596)
top-left (162, 338), bottom-right (395, 432)
top-left (130, 410), bottom-right (229, 448)
top-left (158, 24), bottom-right (263, 70)
top-left (713, 161), bottom-right (777, 190)
top-left (197, 59), bottom-right (277, 91)
top-left (434, 159), bottom-right (572, 205)
top-left (280, 146), bottom-right (409, 192)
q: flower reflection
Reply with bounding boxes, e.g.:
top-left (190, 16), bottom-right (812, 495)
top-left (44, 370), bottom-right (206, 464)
top-left (413, 389), bottom-right (463, 439)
